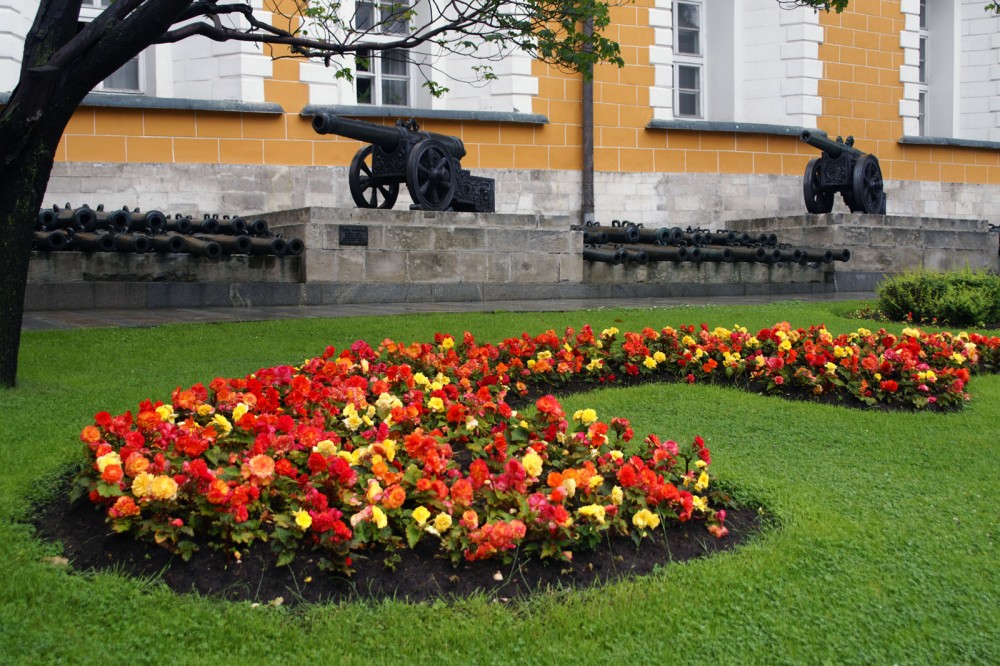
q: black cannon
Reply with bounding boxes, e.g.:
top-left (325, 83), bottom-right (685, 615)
top-left (800, 131), bottom-right (885, 215)
top-left (312, 113), bottom-right (495, 213)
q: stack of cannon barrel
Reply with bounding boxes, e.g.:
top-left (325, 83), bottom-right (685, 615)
top-left (33, 203), bottom-right (303, 259)
top-left (576, 220), bottom-right (850, 266)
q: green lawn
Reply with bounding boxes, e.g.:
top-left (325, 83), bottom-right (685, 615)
top-left (1, 300), bottom-right (996, 665)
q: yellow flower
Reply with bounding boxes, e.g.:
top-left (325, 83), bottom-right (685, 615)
top-left (586, 358), bottom-right (604, 372)
top-left (695, 471), bottom-right (710, 492)
top-left (695, 459), bottom-right (708, 469)
top-left (378, 438), bottom-right (397, 462)
top-left (653, 351), bottom-right (666, 363)
top-left (779, 339), bottom-right (792, 352)
top-left (427, 396), bottom-right (445, 412)
top-left (522, 450), bottom-right (543, 478)
top-left (412, 506), bottom-right (431, 526)
top-left (372, 505), bottom-right (388, 529)
top-left (901, 327), bottom-right (921, 338)
top-left (682, 335), bottom-right (696, 346)
top-left (537, 350), bottom-right (552, 361)
top-left (610, 486), bottom-right (624, 505)
top-left (601, 327), bottom-right (619, 338)
top-left (433, 513), bottom-right (453, 533)
top-left (588, 474), bottom-right (604, 490)
top-left (131, 472), bottom-right (155, 498)
top-left (562, 477), bottom-right (577, 498)
top-left (440, 336), bottom-right (455, 350)
top-left (196, 403), bottom-right (214, 417)
top-left (313, 439), bottom-right (338, 457)
top-left (643, 356), bottom-right (658, 369)
top-left (212, 414), bottom-right (233, 437)
top-left (825, 362), bottom-right (838, 374)
top-left (231, 402), bottom-right (249, 423)
top-left (366, 480), bottom-right (383, 504)
top-left (155, 405), bottom-right (176, 424)
top-left (150, 475), bottom-right (179, 501)
top-left (632, 509), bottom-right (660, 531)
top-left (573, 408), bottom-right (598, 426)
top-left (692, 495), bottom-right (708, 512)
top-left (950, 352), bottom-right (966, 364)
top-left (293, 509), bottom-right (312, 530)
top-left (96, 452), bottom-right (122, 473)
top-left (609, 450), bottom-right (623, 461)
top-left (577, 504), bottom-right (606, 525)
top-left (413, 372), bottom-right (430, 386)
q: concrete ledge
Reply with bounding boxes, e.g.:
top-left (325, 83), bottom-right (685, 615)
top-left (24, 279), bottom-right (840, 312)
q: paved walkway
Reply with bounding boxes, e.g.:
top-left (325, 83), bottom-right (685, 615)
top-left (21, 291), bottom-right (876, 331)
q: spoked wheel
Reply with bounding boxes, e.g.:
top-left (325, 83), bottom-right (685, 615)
top-left (405, 139), bottom-right (457, 211)
top-left (803, 158), bottom-right (835, 214)
top-left (349, 146), bottom-right (399, 209)
top-left (851, 154), bottom-right (886, 214)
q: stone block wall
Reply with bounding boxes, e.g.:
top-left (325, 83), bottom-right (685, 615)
top-left (44, 162), bottom-right (1000, 232)
top-left (728, 213), bottom-right (1000, 291)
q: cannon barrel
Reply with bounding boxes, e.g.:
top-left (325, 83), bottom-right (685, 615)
top-left (800, 130), bottom-right (862, 159)
top-left (583, 247), bottom-right (627, 264)
top-left (694, 247), bottom-right (735, 263)
top-left (312, 113), bottom-right (466, 159)
top-left (284, 238), bottom-right (305, 256)
top-left (72, 231), bottom-right (116, 252)
top-left (248, 236), bottom-right (287, 256)
top-left (113, 233), bottom-right (152, 253)
top-left (633, 244), bottom-right (691, 262)
top-left (149, 233), bottom-right (187, 253)
top-left (33, 230), bottom-right (71, 251)
top-left (195, 233), bottom-right (252, 254)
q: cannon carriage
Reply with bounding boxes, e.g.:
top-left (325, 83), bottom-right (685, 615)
top-left (800, 130), bottom-right (886, 215)
top-left (312, 113), bottom-right (495, 213)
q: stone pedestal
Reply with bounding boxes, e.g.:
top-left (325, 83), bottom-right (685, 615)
top-left (728, 214), bottom-right (1000, 291)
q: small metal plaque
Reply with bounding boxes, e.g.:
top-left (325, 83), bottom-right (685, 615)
top-left (339, 225), bottom-right (369, 247)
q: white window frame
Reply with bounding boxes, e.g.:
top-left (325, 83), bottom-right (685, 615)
top-left (673, 0), bottom-right (704, 119)
top-left (354, 0), bottom-right (412, 106)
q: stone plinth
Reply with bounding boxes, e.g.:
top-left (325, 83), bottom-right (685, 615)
top-left (728, 214), bottom-right (1000, 291)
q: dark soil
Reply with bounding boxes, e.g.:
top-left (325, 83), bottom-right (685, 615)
top-left (35, 490), bottom-right (762, 606)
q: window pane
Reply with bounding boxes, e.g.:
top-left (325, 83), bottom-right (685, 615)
top-left (381, 1), bottom-right (409, 34)
top-left (357, 76), bottom-right (374, 104)
top-left (356, 50), bottom-right (372, 73)
top-left (678, 92), bottom-right (699, 117)
top-left (678, 29), bottom-right (699, 55)
top-left (381, 49), bottom-right (408, 76)
top-left (356, 1), bottom-right (374, 30)
top-left (677, 2), bottom-right (699, 30)
top-left (918, 36), bottom-right (926, 84)
top-left (678, 64), bottom-right (699, 90)
top-left (102, 57), bottom-right (140, 91)
top-left (918, 91), bottom-right (926, 136)
top-left (919, 0), bottom-right (926, 30)
top-left (382, 79), bottom-right (408, 106)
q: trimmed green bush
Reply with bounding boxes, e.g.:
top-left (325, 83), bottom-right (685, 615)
top-left (876, 267), bottom-right (1000, 327)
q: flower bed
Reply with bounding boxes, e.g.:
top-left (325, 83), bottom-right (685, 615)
top-left (74, 322), bottom-right (1000, 574)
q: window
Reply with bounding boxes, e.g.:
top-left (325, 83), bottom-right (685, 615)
top-left (355, 0), bottom-right (412, 105)
top-left (80, 0), bottom-right (143, 94)
top-left (673, 1), bottom-right (703, 118)
top-left (916, 0), bottom-right (928, 135)
top-left (356, 49), bottom-right (410, 106)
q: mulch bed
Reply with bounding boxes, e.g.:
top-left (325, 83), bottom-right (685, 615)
top-left (35, 490), bottom-right (762, 606)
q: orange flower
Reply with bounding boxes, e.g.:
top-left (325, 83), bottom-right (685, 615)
top-left (248, 454), bottom-right (275, 479)
top-left (101, 464), bottom-right (123, 484)
top-left (381, 484), bottom-right (407, 510)
top-left (80, 425), bottom-right (101, 445)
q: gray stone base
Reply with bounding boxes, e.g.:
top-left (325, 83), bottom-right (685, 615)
top-left (729, 213), bottom-right (1000, 291)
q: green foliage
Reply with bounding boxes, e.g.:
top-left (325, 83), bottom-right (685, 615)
top-left (876, 268), bottom-right (1000, 327)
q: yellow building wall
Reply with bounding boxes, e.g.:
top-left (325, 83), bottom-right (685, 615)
top-left (53, 0), bottom-right (1000, 186)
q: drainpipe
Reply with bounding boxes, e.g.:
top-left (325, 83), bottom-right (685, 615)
top-left (581, 18), bottom-right (595, 225)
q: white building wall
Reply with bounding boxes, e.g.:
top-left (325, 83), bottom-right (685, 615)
top-left (959, 0), bottom-right (1000, 141)
top-left (742, 0), bottom-right (822, 127)
top-left (0, 2), bottom-right (34, 92)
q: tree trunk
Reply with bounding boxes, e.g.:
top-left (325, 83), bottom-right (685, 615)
top-left (0, 131), bottom-right (61, 387)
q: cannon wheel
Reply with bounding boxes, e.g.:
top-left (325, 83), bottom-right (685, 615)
top-left (349, 146), bottom-right (399, 209)
top-left (851, 154), bottom-right (886, 214)
top-left (405, 139), bottom-right (457, 211)
top-left (803, 158), bottom-right (835, 214)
